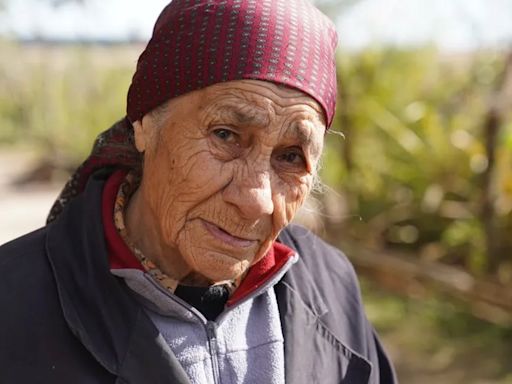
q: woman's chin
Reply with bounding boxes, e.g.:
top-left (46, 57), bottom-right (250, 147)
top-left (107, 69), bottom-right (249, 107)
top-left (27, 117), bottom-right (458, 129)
top-left (190, 251), bottom-right (252, 283)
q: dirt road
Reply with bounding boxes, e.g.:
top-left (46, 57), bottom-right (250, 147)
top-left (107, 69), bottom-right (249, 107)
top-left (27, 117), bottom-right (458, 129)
top-left (0, 150), bottom-right (61, 245)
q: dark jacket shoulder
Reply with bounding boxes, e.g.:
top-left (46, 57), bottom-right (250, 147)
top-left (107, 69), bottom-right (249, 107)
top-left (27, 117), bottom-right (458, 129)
top-left (0, 172), bottom-right (190, 384)
top-left (0, 228), bottom-right (115, 383)
top-left (279, 224), bottom-right (397, 384)
top-left (280, 223), bottom-right (370, 342)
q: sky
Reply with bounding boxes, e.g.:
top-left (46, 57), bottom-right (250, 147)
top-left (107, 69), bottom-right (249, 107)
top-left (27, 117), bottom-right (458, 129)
top-left (0, 0), bottom-right (512, 51)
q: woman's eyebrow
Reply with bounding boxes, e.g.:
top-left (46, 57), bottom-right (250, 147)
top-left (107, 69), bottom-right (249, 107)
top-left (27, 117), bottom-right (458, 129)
top-left (213, 104), bottom-right (271, 128)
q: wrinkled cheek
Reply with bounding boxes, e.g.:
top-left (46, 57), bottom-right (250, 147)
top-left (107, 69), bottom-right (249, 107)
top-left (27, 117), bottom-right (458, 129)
top-left (285, 195), bottom-right (306, 222)
top-left (293, 182), bottom-right (311, 212)
top-left (160, 199), bottom-right (183, 244)
top-left (274, 184), bottom-right (310, 234)
top-left (175, 225), bottom-right (196, 265)
top-left (272, 200), bottom-right (289, 236)
top-left (145, 177), bottom-right (184, 246)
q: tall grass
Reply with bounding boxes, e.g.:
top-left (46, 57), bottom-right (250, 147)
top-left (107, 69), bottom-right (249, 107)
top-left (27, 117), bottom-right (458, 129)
top-left (323, 47), bottom-right (512, 276)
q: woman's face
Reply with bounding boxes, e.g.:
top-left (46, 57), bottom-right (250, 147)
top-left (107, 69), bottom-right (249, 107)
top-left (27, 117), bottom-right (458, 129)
top-left (132, 79), bottom-right (325, 283)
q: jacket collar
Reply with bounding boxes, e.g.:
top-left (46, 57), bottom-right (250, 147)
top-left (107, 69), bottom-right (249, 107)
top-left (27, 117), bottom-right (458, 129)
top-left (276, 226), bottom-right (373, 384)
top-left (45, 170), bottom-right (191, 383)
top-left (277, 228), bottom-right (329, 318)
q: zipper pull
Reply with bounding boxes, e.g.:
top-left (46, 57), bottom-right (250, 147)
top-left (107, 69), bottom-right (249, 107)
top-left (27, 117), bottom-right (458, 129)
top-left (206, 321), bottom-right (217, 339)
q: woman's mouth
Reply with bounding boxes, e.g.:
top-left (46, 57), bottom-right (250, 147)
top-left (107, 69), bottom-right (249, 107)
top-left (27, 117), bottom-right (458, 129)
top-left (201, 220), bottom-right (257, 248)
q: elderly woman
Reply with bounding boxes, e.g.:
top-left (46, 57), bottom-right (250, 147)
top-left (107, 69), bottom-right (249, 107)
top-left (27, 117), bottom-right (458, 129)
top-left (0, 1), bottom-right (397, 383)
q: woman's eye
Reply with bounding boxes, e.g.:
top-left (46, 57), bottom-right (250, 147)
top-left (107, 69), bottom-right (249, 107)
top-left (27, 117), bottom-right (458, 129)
top-left (212, 128), bottom-right (236, 142)
top-left (282, 153), bottom-right (300, 163)
top-left (276, 149), bottom-right (307, 167)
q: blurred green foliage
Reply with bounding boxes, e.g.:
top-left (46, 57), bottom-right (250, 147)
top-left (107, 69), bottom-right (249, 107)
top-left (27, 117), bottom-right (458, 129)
top-left (362, 278), bottom-right (512, 383)
top-left (0, 40), bottom-right (134, 164)
top-left (323, 47), bottom-right (512, 277)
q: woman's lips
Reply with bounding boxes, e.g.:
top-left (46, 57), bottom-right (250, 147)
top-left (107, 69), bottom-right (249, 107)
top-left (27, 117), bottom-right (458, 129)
top-left (201, 220), bottom-right (257, 248)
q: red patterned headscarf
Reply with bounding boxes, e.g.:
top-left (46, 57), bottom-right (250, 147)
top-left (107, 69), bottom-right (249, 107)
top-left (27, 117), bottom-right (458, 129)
top-left (128, 0), bottom-right (338, 126)
top-left (47, 0), bottom-right (338, 222)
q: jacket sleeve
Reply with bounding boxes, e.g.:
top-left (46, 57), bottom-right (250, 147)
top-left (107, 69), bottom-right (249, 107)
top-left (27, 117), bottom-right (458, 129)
top-left (368, 325), bottom-right (398, 384)
top-left (343, 252), bottom-right (399, 384)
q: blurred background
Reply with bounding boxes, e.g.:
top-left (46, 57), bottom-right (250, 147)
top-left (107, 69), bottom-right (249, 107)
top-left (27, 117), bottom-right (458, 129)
top-left (1, 0), bottom-right (511, 382)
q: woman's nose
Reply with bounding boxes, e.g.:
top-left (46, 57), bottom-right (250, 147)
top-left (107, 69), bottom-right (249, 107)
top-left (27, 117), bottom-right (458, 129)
top-left (222, 169), bottom-right (274, 220)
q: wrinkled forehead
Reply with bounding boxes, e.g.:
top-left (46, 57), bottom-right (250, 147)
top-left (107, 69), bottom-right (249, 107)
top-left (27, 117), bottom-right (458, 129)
top-left (201, 80), bottom-right (326, 128)
top-left (172, 80), bottom-right (326, 158)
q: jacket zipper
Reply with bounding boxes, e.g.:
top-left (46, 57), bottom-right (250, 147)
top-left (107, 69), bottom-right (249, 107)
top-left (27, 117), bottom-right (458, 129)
top-left (143, 275), bottom-right (223, 384)
top-left (142, 256), bottom-right (297, 384)
top-left (206, 321), bottom-right (221, 384)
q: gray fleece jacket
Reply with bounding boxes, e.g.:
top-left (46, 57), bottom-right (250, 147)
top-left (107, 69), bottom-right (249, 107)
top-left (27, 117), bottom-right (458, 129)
top-left (111, 253), bottom-right (297, 384)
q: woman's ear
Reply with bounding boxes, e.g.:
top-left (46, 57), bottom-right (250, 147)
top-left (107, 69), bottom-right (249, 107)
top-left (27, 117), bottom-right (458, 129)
top-left (133, 119), bottom-right (149, 153)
